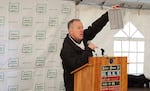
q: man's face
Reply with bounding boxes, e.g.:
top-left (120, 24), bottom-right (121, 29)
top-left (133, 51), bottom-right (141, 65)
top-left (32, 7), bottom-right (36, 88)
top-left (69, 20), bottom-right (84, 42)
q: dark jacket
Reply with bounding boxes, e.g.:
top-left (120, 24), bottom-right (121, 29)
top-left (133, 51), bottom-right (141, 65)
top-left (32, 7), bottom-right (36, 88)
top-left (60, 12), bottom-right (109, 91)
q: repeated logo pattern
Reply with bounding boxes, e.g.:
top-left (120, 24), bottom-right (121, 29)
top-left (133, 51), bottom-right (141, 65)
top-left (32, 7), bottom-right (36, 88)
top-left (0, 0), bottom-right (75, 91)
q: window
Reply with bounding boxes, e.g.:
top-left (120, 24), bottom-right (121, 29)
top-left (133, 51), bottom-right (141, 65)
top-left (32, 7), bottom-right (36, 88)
top-left (114, 22), bottom-right (144, 75)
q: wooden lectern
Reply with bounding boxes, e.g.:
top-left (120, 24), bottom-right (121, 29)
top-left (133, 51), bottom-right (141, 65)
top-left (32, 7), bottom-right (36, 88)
top-left (71, 56), bottom-right (127, 91)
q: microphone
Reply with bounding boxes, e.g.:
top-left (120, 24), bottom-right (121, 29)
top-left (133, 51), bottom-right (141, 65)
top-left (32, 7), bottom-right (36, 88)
top-left (101, 48), bottom-right (105, 56)
top-left (92, 49), bottom-right (97, 57)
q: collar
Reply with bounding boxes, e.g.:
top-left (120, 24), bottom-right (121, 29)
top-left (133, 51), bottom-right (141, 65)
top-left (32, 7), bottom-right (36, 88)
top-left (69, 35), bottom-right (85, 50)
top-left (69, 35), bottom-right (82, 44)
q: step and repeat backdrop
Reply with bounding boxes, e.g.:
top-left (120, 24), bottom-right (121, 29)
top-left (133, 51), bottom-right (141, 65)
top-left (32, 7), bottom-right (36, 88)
top-left (0, 0), bottom-right (75, 91)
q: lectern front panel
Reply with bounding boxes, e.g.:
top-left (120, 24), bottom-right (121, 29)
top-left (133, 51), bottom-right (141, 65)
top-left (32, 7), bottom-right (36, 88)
top-left (88, 57), bottom-right (127, 91)
top-left (73, 57), bottom-right (127, 91)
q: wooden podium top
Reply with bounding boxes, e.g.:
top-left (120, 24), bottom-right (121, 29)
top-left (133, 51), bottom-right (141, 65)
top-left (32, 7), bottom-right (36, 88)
top-left (71, 64), bottom-right (92, 74)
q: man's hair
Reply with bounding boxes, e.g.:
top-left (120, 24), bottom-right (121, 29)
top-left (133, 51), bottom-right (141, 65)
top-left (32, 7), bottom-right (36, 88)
top-left (67, 19), bottom-right (80, 29)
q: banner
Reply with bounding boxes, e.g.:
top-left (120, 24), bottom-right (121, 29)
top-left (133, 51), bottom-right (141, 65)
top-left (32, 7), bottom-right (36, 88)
top-left (0, 0), bottom-right (75, 91)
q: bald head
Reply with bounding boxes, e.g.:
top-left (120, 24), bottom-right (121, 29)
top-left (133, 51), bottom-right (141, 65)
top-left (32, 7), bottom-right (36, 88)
top-left (67, 19), bottom-right (81, 30)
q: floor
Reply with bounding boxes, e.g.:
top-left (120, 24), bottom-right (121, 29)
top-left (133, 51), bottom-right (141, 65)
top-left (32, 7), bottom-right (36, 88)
top-left (128, 88), bottom-right (150, 91)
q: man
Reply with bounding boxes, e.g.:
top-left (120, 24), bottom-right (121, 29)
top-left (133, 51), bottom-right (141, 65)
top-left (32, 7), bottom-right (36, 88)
top-left (60, 5), bottom-right (119, 91)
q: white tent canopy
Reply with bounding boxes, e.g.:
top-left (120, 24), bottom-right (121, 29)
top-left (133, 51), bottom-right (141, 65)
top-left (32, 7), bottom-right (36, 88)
top-left (69, 0), bottom-right (150, 10)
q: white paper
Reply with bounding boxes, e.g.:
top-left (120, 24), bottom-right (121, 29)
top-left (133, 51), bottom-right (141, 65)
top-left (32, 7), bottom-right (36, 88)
top-left (108, 9), bottom-right (124, 30)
